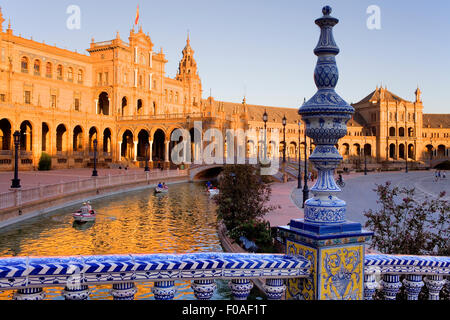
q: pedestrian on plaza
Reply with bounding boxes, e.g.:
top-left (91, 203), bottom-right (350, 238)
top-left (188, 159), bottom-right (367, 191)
top-left (443, 171), bottom-right (446, 179)
top-left (435, 170), bottom-right (439, 181)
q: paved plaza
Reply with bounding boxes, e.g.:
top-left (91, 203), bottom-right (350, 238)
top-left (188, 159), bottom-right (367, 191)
top-left (267, 170), bottom-right (450, 227)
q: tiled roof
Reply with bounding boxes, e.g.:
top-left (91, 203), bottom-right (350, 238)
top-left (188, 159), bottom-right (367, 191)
top-left (423, 114), bottom-right (450, 128)
top-left (354, 88), bottom-right (410, 105)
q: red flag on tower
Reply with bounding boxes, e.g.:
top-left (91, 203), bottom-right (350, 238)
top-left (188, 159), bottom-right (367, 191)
top-left (135, 5), bottom-right (140, 25)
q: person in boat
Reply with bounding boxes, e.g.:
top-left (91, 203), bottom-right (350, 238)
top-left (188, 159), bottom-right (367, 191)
top-left (206, 181), bottom-right (212, 189)
top-left (162, 182), bottom-right (168, 190)
top-left (157, 182), bottom-right (163, 188)
top-left (80, 202), bottom-right (90, 215)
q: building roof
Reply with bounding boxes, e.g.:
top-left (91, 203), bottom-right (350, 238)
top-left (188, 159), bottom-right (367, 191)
top-left (355, 87), bottom-right (411, 105)
top-left (423, 114), bottom-right (450, 128)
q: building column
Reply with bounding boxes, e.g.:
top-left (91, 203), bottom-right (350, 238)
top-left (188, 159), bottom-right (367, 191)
top-left (118, 141), bottom-right (122, 162)
top-left (133, 141), bottom-right (138, 162)
top-left (164, 140), bottom-right (170, 163)
top-left (149, 140), bottom-right (153, 163)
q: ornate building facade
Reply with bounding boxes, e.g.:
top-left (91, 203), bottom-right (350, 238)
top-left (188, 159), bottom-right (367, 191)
top-left (0, 9), bottom-right (449, 171)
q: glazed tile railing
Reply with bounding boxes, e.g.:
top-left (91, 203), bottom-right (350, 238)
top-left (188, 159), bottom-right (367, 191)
top-left (0, 252), bottom-right (447, 300)
top-left (0, 170), bottom-right (187, 210)
top-left (0, 253), bottom-right (311, 300)
top-left (364, 254), bottom-right (450, 300)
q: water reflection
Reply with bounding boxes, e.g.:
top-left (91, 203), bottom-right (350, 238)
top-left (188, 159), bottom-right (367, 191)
top-left (0, 182), bottom-right (228, 300)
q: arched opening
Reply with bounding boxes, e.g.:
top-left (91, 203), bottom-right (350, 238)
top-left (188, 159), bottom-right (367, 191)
top-left (56, 124), bottom-right (67, 153)
top-left (121, 97), bottom-right (128, 116)
top-left (41, 123), bottom-right (49, 152)
top-left (353, 144), bottom-right (361, 156)
top-left (152, 129), bottom-right (166, 162)
top-left (33, 60), bottom-right (41, 76)
top-left (89, 127), bottom-right (98, 152)
top-left (45, 62), bottom-right (52, 78)
top-left (137, 99), bottom-right (143, 115)
top-left (73, 125), bottom-right (84, 152)
top-left (0, 118), bottom-right (12, 151)
top-left (97, 92), bottom-right (109, 115)
top-left (399, 144), bottom-right (405, 160)
top-left (57, 65), bottom-right (63, 80)
top-left (389, 127), bottom-right (396, 137)
top-left (103, 128), bottom-right (112, 154)
top-left (389, 144), bottom-right (396, 159)
top-left (408, 144), bottom-right (415, 159)
top-left (153, 102), bottom-right (157, 115)
top-left (121, 130), bottom-right (134, 160)
top-left (137, 130), bottom-right (150, 159)
top-left (20, 121), bottom-right (33, 152)
top-left (21, 57), bottom-right (29, 73)
top-left (399, 127), bottom-right (405, 137)
top-left (189, 127), bottom-right (202, 163)
top-left (169, 128), bottom-right (185, 164)
top-left (342, 143), bottom-right (350, 156)
top-left (289, 142), bottom-right (297, 161)
top-left (408, 127), bottom-right (414, 137)
top-left (437, 145), bottom-right (446, 158)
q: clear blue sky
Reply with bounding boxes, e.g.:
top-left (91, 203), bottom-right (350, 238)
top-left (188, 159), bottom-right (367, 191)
top-left (2, 0), bottom-right (449, 113)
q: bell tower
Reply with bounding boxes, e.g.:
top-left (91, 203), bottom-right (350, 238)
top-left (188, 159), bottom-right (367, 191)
top-left (176, 33), bottom-right (202, 113)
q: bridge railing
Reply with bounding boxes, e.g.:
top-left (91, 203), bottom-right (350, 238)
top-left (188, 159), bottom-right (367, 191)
top-left (0, 253), bottom-right (311, 300)
top-left (0, 170), bottom-right (188, 211)
top-left (364, 254), bottom-right (450, 300)
top-left (0, 252), bottom-right (448, 300)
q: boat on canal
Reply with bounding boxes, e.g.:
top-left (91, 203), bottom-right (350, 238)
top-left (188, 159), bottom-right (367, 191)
top-left (72, 202), bottom-right (96, 223)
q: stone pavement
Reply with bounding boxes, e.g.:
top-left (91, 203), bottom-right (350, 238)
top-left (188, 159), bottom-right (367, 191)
top-left (0, 168), bottom-right (177, 193)
top-left (264, 170), bottom-right (449, 228)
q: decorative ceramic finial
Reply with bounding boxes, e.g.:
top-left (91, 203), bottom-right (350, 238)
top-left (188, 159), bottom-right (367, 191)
top-left (298, 6), bottom-right (354, 224)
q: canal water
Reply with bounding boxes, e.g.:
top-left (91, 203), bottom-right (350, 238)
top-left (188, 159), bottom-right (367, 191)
top-left (0, 182), bottom-right (234, 300)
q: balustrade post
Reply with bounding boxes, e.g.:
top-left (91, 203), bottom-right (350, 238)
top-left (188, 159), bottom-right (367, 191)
top-left (191, 280), bottom-right (216, 300)
top-left (364, 273), bottom-right (378, 300)
top-left (13, 287), bottom-right (45, 300)
top-left (229, 279), bottom-right (253, 300)
top-left (61, 273), bottom-right (90, 300)
top-left (264, 279), bottom-right (286, 300)
top-left (424, 275), bottom-right (446, 300)
top-left (111, 282), bottom-right (138, 300)
top-left (277, 6), bottom-right (373, 300)
top-left (152, 281), bottom-right (176, 300)
top-left (381, 274), bottom-right (402, 300)
top-left (403, 275), bottom-right (424, 300)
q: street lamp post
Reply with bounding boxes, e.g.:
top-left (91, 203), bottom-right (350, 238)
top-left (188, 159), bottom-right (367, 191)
top-left (11, 131), bottom-right (21, 189)
top-left (263, 110), bottom-right (268, 161)
top-left (364, 136), bottom-right (368, 176)
top-left (429, 139), bottom-right (433, 170)
top-left (92, 139), bottom-right (98, 177)
top-left (282, 115), bottom-right (287, 164)
top-left (297, 120), bottom-right (302, 189)
top-left (144, 143), bottom-right (150, 172)
top-left (405, 143), bottom-right (408, 173)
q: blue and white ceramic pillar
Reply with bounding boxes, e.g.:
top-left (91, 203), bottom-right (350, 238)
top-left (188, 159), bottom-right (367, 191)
top-left (278, 6), bottom-right (373, 300)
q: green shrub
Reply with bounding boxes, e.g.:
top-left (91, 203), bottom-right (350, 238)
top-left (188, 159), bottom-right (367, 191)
top-left (38, 152), bottom-right (52, 171)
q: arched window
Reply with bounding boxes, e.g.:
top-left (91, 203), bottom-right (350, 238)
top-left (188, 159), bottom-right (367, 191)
top-left (77, 69), bottom-right (83, 83)
top-left (46, 62), bottom-right (52, 78)
top-left (21, 57), bottom-right (29, 73)
top-left (34, 60), bottom-right (41, 75)
top-left (68, 67), bottom-right (73, 82)
top-left (389, 127), bottom-right (396, 137)
top-left (399, 127), bottom-right (405, 137)
top-left (57, 65), bottom-right (63, 80)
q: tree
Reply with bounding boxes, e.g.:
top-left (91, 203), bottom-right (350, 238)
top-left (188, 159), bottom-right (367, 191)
top-left (364, 181), bottom-right (449, 256)
top-left (214, 164), bottom-right (278, 252)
